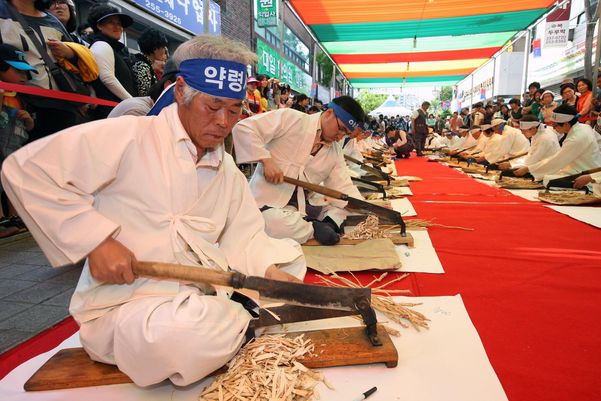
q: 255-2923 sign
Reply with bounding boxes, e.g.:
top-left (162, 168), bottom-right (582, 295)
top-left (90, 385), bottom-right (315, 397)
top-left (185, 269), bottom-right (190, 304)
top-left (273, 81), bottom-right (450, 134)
top-left (131, 0), bottom-right (221, 35)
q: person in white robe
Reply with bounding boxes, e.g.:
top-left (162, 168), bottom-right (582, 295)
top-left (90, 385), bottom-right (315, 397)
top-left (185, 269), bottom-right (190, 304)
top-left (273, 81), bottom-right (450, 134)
top-left (498, 115), bottom-right (560, 170)
top-left (341, 130), bottom-right (367, 177)
top-left (449, 127), bottom-right (476, 155)
top-left (460, 126), bottom-right (489, 158)
top-left (477, 119), bottom-right (530, 164)
top-left (1, 36), bottom-right (306, 387)
top-left (574, 171), bottom-right (601, 196)
top-left (233, 96), bottom-right (366, 245)
top-left (515, 105), bottom-right (601, 181)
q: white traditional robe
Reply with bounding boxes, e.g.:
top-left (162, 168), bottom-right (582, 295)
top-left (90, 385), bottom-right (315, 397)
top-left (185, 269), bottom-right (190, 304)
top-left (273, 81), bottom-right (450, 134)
top-left (342, 137), bottom-right (366, 177)
top-left (233, 109), bottom-right (362, 240)
top-left (510, 126), bottom-right (560, 168)
top-left (467, 134), bottom-right (489, 156)
top-left (482, 134), bottom-right (504, 162)
top-left (591, 171), bottom-right (601, 197)
top-left (483, 125), bottom-right (530, 164)
top-left (448, 135), bottom-right (464, 151)
top-left (530, 123), bottom-right (601, 181)
top-left (1, 104), bottom-right (306, 386)
top-left (456, 133), bottom-right (477, 152)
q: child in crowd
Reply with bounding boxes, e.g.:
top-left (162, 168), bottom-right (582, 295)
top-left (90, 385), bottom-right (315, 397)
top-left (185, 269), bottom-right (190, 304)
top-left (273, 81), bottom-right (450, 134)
top-left (0, 44), bottom-right (37, 237)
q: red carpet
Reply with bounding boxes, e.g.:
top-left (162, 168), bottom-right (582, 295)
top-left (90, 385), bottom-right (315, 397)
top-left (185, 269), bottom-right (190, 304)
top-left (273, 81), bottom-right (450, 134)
top-left (1, 156), bottom-right (600, 401)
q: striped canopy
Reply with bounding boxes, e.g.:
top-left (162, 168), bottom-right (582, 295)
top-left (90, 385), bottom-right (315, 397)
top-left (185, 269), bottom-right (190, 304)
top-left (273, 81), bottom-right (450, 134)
top-left (288, 0), bottom-right (558, 88)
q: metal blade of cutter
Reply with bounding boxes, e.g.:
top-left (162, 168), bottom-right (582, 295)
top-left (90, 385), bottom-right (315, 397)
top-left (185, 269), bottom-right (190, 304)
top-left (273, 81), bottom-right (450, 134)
top-left (241, 276), bottom-right (370, 311)
top-left (255, 304), bottom-right (359, 327)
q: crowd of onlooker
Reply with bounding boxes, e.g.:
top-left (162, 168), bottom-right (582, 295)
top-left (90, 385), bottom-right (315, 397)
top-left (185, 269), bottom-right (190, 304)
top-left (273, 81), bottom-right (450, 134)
top-left (241, 74), bottom-right (321, 118)
top-left (0, 0), bottom-right (313, 237)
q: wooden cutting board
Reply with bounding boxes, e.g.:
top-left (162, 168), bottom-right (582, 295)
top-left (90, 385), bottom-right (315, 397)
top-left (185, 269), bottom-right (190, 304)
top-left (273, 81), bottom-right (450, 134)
top-left (303, 232), bottom-right (414, 247)
top-left (24, 324), bottom-right (397, 391)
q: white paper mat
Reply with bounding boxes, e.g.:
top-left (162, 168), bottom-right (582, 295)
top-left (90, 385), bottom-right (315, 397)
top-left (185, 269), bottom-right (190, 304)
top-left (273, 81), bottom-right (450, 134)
top-left (395, 230), bottom-right (444, 274)
top-left (391, 198), bottom-right (417, 216)
top-left (505, 189), bottom-right (541, 202)
top-left (545, 205), bottom-right (601, 229)
top-left (368, 186), bottom-right (413, 198)
top-left (0, 295), bottom-right (507, 401)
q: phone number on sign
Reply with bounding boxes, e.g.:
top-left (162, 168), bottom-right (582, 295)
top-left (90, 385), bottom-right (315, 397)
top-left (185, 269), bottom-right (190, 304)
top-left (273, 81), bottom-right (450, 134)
top-left (145, 1), bottom-right (183, 25)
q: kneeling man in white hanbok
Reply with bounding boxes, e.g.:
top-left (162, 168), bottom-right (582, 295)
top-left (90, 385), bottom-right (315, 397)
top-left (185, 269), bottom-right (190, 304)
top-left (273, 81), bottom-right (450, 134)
top-left (1, 36), bottom-right (306, 387)
top-left (233, 97), bottom-right (366, 245)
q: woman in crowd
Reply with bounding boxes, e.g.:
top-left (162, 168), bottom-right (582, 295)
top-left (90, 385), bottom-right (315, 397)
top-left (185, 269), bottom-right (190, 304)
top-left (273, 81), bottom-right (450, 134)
top-left (291, 93), bottom-right (309, 113)
top-left (87, 3), bottom-right (136, 119)
top-left (1, 0), bottom-right (90, 139)
top-left (47, 0), bottom-right (87, 46)
top-left (539, 90), bottom-right (557, 124)
top-left (529, 89), bottom-right (542, 117)
top-left (560, 83), bottom-right (579, 107)
top-left (132, 29), bottom-right (168, 97)
top-left (279, 84), bottom-right (292, 108)
top-left (576, 78), bottom-right (594, 125)
top-left (241, 76), bottom-right (262, 118)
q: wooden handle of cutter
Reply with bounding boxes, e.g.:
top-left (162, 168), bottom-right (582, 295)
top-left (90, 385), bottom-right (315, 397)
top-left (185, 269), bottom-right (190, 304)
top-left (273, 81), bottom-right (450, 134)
top-left (133, 261), bottom-right (235, 287)
top-left (283, 176), bottom-right (346, 200)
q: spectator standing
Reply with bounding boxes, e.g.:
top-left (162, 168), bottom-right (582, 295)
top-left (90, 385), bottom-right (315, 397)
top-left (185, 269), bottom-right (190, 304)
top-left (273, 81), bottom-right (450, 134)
top-left (47, 0), bottom-right (87, 46)
top-left (539, 90), bottom-right (557, 124)
top-left (1, 0), bottom-right (91, 140)
top-left (576, 78), bottom-right (594, 125)
top-left (241, 76), bottom-right (262, 118)
top-left (560, 83), bottom-right (578, 107)
top-left (131, 29), bottom-right (168, 97)
top-left (0, 44), bottom-right (36, 236)
top-left (522, 81), bottom-right (541, 111)
top-left (88, 3), bottom-right (136, 119)
top-left (450, 111), bottom-right (460, 133)
top-left (411, 101), bottom-right (430, 156)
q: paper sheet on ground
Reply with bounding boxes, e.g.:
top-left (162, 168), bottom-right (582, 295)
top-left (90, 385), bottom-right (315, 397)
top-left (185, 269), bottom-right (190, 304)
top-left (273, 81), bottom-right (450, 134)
top-left (505, 189), bottom-right (541, 202)
top-left (302, 238), bottom-right (401, 273)
top-left (395, 230), bottom-right (444, 273)
top-left (391, 197), bottom-right (417, 216)
top-left (0, 295), bottom-right (508, 401)
top-left (367, 186), bottom-right (413, 198)
top-left (545, 205), bottom-right (601, 229)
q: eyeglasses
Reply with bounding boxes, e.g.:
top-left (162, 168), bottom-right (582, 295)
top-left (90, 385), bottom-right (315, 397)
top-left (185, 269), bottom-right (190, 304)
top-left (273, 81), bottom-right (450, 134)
top-left (335, 117), bottom-right (351, 136)
top-left (49, 0), bottom-right (68, 7)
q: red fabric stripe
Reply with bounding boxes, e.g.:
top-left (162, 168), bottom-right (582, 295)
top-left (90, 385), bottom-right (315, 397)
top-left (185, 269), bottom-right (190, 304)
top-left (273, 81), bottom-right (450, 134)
top-left (0, 317), bottom-right (78, 379)
top-left (332, 47), bottom-right (502, 64)
top-left (0, 82), bottom-right (119, 107)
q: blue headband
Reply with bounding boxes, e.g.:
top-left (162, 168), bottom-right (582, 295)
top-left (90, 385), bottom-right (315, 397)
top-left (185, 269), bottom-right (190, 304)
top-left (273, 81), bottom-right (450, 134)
top-left (148, 58), bottom-right (247, 116)
top-left (328, 101), bottom-right (360, 131)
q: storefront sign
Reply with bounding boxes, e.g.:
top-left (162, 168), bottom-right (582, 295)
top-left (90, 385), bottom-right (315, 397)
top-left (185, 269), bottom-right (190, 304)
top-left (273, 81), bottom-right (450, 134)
top-left (281, 58), bottom-right (312, 95)
top-left (257, 39), bottom-right (279, 77)
top-left (256, 0), bottom-right (277, 28)
top-left (256, 39), bottom-right (311, 94)
top-left (544, 21), bottom-right (569, 48)
top-left (130, 0), bottom-right (221, 35)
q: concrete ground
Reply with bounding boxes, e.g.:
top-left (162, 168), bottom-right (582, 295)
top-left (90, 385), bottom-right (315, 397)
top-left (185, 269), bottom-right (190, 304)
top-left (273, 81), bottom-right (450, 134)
top-left (0, 233), bottom-right (80, 354)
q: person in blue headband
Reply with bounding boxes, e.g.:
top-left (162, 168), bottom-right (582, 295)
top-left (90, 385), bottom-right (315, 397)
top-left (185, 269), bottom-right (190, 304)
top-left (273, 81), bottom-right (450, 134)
top-left (233, 95), bottom-right (367, 246)
top-left (1, 35), bottom-right (308, 387)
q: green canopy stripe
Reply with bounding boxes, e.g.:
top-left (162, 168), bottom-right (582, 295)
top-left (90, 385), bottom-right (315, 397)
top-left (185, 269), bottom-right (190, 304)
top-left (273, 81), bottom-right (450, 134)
top-left (323, 31), bottom-right (516, 54)
top-left (311, 9), bottom-right (547, 42)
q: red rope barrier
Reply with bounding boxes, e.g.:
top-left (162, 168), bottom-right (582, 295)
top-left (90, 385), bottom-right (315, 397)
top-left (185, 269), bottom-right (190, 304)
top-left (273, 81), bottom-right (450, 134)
top-left (0, 82), bottom-right (119, 107)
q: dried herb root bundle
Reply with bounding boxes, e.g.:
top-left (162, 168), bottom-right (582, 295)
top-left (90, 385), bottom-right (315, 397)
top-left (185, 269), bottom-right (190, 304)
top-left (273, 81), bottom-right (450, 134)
top-left (315, 271), bottom-right (430, 334)
top-left (344, 215), bottom-right (391, 240)
top-left (199, 334), bottom-right (331, 401)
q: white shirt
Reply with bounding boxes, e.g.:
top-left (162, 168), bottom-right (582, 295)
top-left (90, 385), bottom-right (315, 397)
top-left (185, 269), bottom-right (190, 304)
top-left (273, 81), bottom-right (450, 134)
top-left (456, 133), bottom-right (477, 152)
top-left (233, 109), bottom-right (362, 217)
top-left (529, 123), bottom-right (601, 181)
top-left (467, 134), bottom-right (489, 155)
top-left (483, 125), bottom-right (530, 163)
top-left (90, 40), bottom-right (133, 101)
top-left (108, 96), bottom-right (154, 118)
top-left (510, 126), bottom-right (560, 168)
top-left (1, 104), bottom-right (304, 323)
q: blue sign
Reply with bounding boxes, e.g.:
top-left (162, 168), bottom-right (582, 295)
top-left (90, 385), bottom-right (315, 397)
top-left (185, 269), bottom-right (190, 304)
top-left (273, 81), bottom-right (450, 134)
top-left (130, 0), bottom-right (221, 35)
